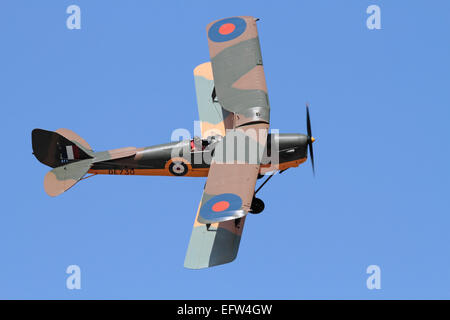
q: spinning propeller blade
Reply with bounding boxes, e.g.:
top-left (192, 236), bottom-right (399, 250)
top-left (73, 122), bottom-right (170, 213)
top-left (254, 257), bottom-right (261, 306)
top-left (306, 103), bottom-right (315, 175)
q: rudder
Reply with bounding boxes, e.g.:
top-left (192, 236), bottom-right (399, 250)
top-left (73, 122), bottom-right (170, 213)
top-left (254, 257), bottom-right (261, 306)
top-left (32, 128), bottom-right (93, 168)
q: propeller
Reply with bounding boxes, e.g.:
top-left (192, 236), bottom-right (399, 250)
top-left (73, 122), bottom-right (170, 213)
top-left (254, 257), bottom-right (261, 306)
top-left (306, 103), bottom-right (316, 175)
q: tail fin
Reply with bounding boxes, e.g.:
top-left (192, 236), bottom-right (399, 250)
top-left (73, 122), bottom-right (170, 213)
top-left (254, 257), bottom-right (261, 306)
top-left (32, 128), bottom-right (94, 197)
top-left (32, 128), bottom-right (93, 168)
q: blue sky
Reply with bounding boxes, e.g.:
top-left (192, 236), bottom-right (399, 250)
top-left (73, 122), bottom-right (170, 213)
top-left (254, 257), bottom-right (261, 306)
top-left (1, 0), bottom-right (449, 299)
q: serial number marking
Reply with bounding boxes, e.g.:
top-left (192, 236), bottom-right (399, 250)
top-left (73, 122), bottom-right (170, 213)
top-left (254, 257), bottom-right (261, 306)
top-left (108, 168), bottom-right (135, 175)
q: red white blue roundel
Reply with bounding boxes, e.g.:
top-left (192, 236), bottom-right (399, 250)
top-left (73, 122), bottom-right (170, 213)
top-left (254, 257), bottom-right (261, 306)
top-left (199, 193), bottom-right (244, 222)
top-left (208, 17), bottom-right (247, 43)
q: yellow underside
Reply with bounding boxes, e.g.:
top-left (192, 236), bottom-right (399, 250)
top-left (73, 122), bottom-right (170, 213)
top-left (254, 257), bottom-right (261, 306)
top-left (88, 158), bottom-right (307, 177)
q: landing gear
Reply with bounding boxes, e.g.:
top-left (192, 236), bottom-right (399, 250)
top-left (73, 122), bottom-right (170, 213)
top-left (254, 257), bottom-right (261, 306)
top-left (251, 171), bottom-right (276, 214)
top-left (250, 197), bottom-right (265, 214)
top-left (251, 169), bottom-right (288, 214)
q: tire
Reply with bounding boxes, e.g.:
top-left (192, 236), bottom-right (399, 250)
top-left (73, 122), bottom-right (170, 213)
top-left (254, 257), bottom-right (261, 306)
top-left (250, 197), bottom-right (265, 214)
top-left (169, 161), bottom-right (188, 176)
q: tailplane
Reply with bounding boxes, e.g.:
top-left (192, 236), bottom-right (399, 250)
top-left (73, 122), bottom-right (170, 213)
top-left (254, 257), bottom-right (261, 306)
top-left (44, 159), bottom-right (93, 197)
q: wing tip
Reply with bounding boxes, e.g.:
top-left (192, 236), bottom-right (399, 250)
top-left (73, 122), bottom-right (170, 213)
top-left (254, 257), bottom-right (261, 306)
top-left (184, 253), bottom-right (238, 270)
top-left (44, 171), bottom-right (76, 197)
top-left (193, 62), bottom-right (213, 80)
top-left (183, 224), bottom-right (243, 270)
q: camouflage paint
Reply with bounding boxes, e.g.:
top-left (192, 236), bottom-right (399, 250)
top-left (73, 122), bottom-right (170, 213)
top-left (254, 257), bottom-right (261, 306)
top-left (44, 159), bottom-right (93, 197)
top-left (194, 62), bottom-right (228, 138)
top-left (184, 201), bottom-right (245, 269)
top-left (207, 16), bottom-right (270, 128)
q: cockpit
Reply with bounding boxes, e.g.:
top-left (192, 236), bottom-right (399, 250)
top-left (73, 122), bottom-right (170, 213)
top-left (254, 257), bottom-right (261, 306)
top-left (189, 136), bottom-right (221, 152)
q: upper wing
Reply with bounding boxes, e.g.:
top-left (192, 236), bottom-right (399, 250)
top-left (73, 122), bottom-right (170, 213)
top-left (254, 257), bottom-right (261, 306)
top-left (206, 16), bottom-right (270, 128)
top-left (184, 16), bottom-right (269, 269)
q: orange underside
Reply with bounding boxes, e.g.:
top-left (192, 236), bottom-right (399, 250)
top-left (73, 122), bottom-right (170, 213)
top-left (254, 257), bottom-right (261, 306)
top-left (87, 158), bottom-right (307, 177)
top-left (88, 168), bottom-right (209, 177)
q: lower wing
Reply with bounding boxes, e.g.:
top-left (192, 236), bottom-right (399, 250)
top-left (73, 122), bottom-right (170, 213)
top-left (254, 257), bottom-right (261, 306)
top-left (184, 201), bottom-right (246, 269)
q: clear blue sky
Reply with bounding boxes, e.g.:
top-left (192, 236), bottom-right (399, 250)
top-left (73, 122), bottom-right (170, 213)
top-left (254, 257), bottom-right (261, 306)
top-left (1, 0), bottom-right (449, 299)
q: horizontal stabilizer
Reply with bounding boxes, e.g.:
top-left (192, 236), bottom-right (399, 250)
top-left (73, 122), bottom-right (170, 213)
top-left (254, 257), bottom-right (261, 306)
top-left (44, 159), bottom-right (93, 197)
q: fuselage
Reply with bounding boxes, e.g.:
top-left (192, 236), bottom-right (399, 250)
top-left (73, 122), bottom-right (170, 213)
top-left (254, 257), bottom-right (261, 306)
top-left (88, 133), bottom-right (309, 177)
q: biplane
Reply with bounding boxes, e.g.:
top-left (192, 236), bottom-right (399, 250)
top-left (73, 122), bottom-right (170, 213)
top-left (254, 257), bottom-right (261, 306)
top-left (32, 16), bottom-right (315, 269)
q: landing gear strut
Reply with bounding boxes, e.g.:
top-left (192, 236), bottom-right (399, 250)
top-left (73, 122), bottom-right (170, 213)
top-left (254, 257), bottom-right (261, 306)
top-left (250, 169), bottom-right (288, 215)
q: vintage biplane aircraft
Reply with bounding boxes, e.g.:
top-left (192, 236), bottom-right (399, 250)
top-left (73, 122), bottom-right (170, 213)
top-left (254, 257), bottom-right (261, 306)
top-left (32, 16), bottom-right (315, 269)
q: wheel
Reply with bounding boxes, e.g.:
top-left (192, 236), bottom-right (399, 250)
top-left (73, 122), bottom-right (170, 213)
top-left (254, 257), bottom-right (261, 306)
top-left (169, 161), bottom-right (188, 176)
top-left (250, 197), bottom-right (265, 214)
